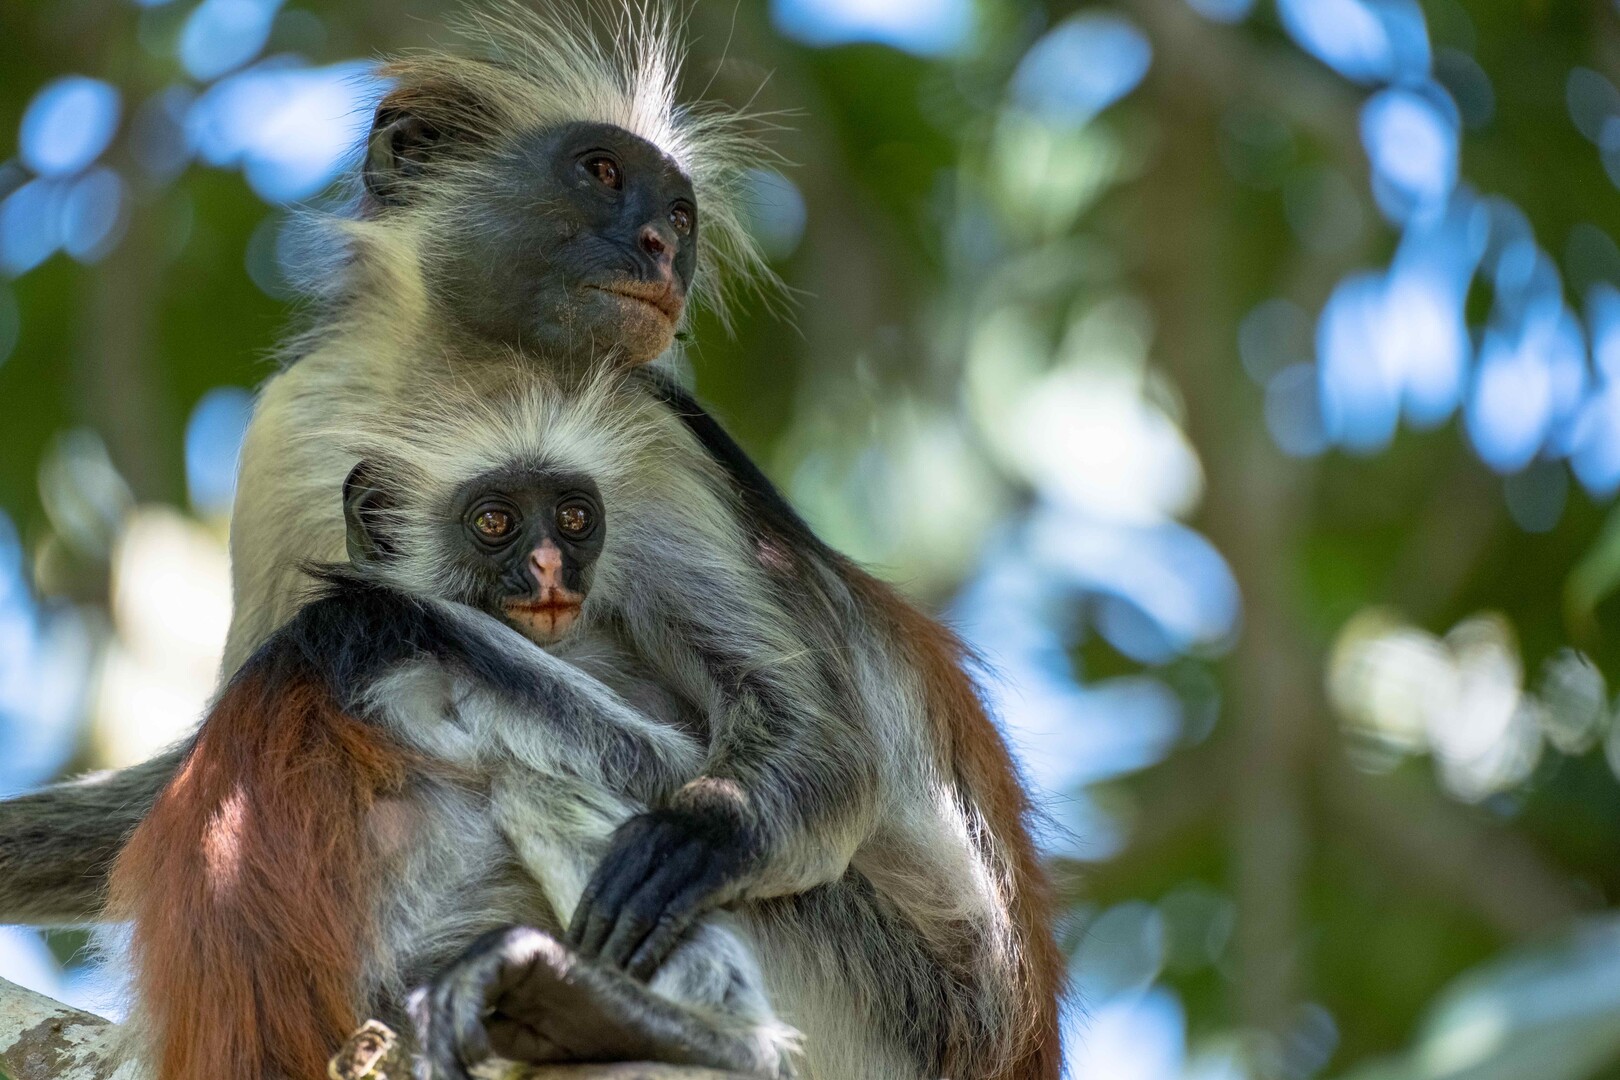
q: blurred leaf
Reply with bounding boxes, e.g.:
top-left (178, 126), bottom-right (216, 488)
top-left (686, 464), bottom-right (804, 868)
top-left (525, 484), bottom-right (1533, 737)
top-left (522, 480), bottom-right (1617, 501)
top-left (1564, 503), bottom-right (1620, 638)
top-left (1338, 918), bottom-right (1620, 1080)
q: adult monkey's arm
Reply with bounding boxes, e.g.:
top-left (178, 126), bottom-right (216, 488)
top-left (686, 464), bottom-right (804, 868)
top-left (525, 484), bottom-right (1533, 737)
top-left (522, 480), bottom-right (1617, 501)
top-left (0, 380), bottom-right (811, 928)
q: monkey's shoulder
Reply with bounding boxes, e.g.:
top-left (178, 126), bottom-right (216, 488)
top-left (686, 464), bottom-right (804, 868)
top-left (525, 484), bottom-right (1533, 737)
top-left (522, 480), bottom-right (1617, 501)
top-left (633, 368), bottom-right (829, 557)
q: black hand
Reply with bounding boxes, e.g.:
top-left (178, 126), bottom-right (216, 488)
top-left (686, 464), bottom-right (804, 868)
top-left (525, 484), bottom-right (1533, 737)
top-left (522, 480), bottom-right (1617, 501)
top-left (409, 926), bottom-right (568, 1080)
top-left (565, 807), bottom-right (760, 980)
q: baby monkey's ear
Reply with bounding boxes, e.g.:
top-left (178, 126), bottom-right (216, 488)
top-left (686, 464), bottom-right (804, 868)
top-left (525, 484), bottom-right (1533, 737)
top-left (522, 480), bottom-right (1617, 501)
top-left (342, 461), bottom-right (400, 568)
top-left (363, 61), bottom-right (501, 208)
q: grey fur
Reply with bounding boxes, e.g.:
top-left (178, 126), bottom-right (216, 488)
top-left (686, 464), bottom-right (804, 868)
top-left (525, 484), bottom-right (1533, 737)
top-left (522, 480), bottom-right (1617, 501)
top-left (0, 6), bottom-right (1047, 1077)
top-left (0, 752), bottom-right (181, 924)
top-left (338, 375), bottom-right (1020, 1077)
top-left (340, 598), bottom-right (802, 1077)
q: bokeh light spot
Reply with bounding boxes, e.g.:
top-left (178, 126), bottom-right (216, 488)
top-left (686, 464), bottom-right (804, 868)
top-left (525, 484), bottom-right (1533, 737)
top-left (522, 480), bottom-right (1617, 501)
top-left (188, 60), bottom-right (380, 203)
top-left (1278, 0), bottom-right (1402, 84)
top-left (60, 168), bottom-right (129, 263)
top-left (185, 387), bottom-right (254, 516)
top-left (1361, 86), bottom-right (1459, 222)
top-left (1066, 988), bottom-right (1187, 1080)
top-left (180, 0), bottom-right (283, 81)
top-left (19, 77), bottom-right (122, 178)
top-left (741, 168), bottom-right (807, 260)
top-left (1566, 68), bottom-right (1620, 144)
top-left (0, 179), bottom-right (66, 277)
top-left (1010, 13), bottom-right (1152, 126)
top-left (771, 0), bottom-right (971, 56)
top-left (131, 86), bottom-right (197, 183)
top-left (1503, 461), bottom-right (1568, 534)
top-left (1266, 363), bottom-right (1329, 457)
top-left (1240, 298), bottom-right (1313, 383)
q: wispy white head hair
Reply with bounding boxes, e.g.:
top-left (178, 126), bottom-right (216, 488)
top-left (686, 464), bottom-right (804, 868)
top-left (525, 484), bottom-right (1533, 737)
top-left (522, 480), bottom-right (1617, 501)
top-left (356, 1), bottom-right (780, 327)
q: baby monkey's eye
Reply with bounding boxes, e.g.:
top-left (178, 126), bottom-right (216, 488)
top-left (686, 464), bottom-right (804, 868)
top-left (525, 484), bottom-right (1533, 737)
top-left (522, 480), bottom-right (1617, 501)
top-left (583, 155), bottom-right (622, 190)
top-left (669, 203), bottom-right (694, 236)
top-left (556, 501), bottom-right (596, 540)
top-left (473, 507), bottom-right (515, 540)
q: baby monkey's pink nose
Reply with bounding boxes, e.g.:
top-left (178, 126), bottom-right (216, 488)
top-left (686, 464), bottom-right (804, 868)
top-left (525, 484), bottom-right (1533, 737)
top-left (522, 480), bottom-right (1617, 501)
top-left (528, 541), bottom-right (564, 592)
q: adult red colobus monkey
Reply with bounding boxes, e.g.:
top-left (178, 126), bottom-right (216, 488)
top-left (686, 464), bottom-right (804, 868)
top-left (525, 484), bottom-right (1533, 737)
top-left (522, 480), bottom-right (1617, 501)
top-left (0, 6), bottom-right (1064, 1078)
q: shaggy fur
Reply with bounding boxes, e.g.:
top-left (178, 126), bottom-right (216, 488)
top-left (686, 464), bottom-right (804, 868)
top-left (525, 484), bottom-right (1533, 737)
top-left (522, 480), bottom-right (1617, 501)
top-left (0, 6), bottom-right (1062, 1076)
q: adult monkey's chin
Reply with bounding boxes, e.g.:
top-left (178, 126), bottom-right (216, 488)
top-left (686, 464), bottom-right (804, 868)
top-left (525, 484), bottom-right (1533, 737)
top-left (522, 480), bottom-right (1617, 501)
top-left (584, 282), bottom-right (686, 365)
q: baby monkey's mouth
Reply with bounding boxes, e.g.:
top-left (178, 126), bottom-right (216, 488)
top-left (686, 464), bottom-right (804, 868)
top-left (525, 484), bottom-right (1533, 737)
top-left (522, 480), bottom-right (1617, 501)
top-left (504, 598), bottom-right (583, 644)
top-left (589, 279), bottom-right (684, 324)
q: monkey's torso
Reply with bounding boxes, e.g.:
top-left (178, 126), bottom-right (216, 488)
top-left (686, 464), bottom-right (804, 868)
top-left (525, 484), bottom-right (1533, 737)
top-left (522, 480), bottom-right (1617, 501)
top-left (218, 350), bottom-right (1037, 1076)
top-left (116, 572), bottom-right (931, 1079)
top-left (0, 7), bottom-right (1062, 1073)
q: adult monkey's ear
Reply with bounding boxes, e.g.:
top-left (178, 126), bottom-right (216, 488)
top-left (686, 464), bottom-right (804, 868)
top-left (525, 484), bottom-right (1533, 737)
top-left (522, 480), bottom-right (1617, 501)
top-left (342, 461), bottom-right (400, 568)
top-left (362, 62), bottom-right (502, 209)
top-left (363, 105), bottom-right (441, 205)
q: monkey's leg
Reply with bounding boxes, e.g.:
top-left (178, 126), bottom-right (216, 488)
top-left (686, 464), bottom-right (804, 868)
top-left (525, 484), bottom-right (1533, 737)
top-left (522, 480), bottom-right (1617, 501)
top-left (410, 926), bottom-right (793, 1080)
top-left (0, 747), bottom-right (184, 923)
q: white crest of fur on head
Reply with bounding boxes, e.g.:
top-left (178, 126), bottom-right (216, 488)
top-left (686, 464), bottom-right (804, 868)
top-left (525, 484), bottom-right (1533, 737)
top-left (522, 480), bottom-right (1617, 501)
top-left (333, 364), bottom-right (737, 591)
top-left (382, 0), bottom-right (782, 327)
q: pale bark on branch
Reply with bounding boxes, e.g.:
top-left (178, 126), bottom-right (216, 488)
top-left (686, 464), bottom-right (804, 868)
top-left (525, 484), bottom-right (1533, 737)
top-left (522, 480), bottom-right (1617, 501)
top-left (0, 977), bottom-right (744, 1080)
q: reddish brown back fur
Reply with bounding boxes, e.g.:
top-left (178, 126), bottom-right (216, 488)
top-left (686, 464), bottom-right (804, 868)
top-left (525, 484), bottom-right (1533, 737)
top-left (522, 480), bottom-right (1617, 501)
top-left (847, 568), bottom-right (1065, 1080)
top-left (109, 670), bottom-right (409, 1080)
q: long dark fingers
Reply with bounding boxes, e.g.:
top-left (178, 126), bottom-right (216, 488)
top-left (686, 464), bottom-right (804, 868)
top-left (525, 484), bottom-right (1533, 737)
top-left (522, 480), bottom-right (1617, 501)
top-left (624, 879), bottom-right (715, 981)
top-left (567, 820), bottom-right (661, 956)
top-left (595, 844), bottom-right (705, 969)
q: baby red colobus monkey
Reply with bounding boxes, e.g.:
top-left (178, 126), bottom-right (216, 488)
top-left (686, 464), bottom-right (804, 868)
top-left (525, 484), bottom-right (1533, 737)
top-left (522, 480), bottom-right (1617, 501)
top-left (109, 377), bottom-right (951, 1080)
top-left (111, 447), bottom-right (797, 1080)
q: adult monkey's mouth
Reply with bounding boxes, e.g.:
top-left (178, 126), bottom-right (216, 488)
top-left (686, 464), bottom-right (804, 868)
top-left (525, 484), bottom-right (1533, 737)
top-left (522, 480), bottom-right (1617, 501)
top-left (590, 280), bottom-right (685, 324)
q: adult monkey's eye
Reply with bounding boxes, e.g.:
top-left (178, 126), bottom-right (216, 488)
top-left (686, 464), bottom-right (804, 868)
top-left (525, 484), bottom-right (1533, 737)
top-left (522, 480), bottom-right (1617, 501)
top-left (472, 506), bottom-right (516, 541)
top-left (583, 155), bottom-right (622, 190)
top-left (669, 202), bottom-right (694, 236)
top-left (556, 500), bottom-right (596, 539)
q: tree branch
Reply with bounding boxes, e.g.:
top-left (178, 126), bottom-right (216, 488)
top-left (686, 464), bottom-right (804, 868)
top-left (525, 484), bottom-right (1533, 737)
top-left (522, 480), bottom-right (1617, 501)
top-left (0, 976), bottom-right (122, 1080)
top-left (0, 979), bottom-right (747, 1080)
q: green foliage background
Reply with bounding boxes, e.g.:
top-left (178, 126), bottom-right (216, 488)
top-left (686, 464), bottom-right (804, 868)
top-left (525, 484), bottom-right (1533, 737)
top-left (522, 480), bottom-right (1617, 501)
top-left (4, 1), bottom-right (1620, 1078)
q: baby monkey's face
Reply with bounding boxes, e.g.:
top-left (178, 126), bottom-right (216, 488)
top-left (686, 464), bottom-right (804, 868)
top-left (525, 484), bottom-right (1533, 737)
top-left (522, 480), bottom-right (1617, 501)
top-left (450, 468), bottom-right (607, 646)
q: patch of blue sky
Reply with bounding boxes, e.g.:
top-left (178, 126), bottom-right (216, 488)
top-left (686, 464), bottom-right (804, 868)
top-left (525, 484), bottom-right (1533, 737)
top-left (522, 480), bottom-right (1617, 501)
top-left (1276, 0), bottom-right (1428, 86)
top-left (770, 0), bottom-right (971, 57)
top-left (185, 386), bottom-right (255, 516)
top-left (1184, 0), bottom-right (1255, 24)
top-left (0, 513), bottom-right (90, 796)
top-left (1361, 85), bottom-right (1459, 224)
top-left (18, 77), bottom-right (121, 178)
top-left (187, 58), bottom-right (380, 204)
top-left (1465, 300), bottom-right (1588, 474)
top-left (0, 928), bottom-right (65, 1007)
top-left (1010, 13), bottom-right (1151, 127)
top-left (180, 0), bottom-right (284, 82)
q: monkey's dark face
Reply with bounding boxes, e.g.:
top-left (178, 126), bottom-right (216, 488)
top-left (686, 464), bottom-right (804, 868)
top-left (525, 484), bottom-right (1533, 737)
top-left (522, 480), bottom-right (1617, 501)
top-left (343, 461), bottom-right (606, 647)
top-left (447, 467), bottom-right (607, 645)
top-left (420, 122), bottom-right (698, 365)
